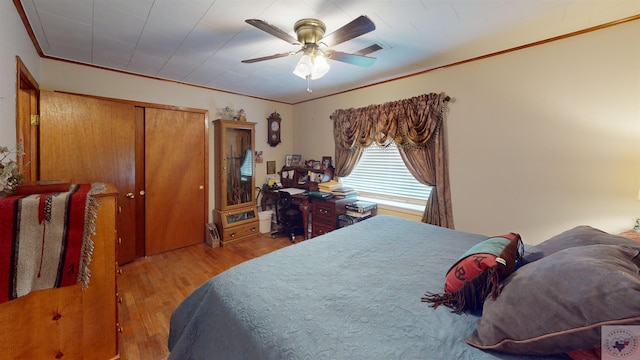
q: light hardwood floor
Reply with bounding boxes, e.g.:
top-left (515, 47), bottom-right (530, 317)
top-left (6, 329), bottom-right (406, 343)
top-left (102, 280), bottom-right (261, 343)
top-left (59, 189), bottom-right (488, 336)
top-left (117, 233), bottom-right (293, 359)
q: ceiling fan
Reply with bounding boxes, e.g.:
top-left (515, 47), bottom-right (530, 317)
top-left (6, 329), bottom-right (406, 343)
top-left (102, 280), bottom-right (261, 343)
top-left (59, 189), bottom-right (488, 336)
top-left (242, 15), bottom-right (382, 82)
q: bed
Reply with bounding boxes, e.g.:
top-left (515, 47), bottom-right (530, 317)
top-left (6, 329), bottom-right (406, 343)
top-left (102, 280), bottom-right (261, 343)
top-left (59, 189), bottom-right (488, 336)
top-left (168, 215), bottom-right (640, 359)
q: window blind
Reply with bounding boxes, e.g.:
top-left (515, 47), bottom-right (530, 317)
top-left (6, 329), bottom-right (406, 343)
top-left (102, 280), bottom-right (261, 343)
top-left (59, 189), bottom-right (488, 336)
top-left (339, 142), bottom-right (431, 205)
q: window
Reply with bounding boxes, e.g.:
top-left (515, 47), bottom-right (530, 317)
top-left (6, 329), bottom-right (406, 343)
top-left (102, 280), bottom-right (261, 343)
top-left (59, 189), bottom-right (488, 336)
top-left (339, 142), bottom-right (431, 210)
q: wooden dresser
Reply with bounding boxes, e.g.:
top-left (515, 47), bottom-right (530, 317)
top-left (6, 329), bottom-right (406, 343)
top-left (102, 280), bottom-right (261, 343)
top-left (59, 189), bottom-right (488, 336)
top-left (0, 184), bottom-right (119, 359)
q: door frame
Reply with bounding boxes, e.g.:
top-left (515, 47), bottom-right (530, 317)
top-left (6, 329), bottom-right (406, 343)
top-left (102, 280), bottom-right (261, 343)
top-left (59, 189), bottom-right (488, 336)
top-left (15, 56), bottom-right (39, 182)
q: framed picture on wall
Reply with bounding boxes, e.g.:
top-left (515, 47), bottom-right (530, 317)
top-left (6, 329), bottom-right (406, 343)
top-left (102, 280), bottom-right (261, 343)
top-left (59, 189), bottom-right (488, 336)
top-left (285, 155), bottom-right (293, 167)
top-left (266, 160), bottom-right (276, 174)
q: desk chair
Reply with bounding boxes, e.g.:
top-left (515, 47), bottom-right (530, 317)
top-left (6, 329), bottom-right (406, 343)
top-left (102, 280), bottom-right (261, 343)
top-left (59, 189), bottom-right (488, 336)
top-left (271, 191), bottom-right (304, 243)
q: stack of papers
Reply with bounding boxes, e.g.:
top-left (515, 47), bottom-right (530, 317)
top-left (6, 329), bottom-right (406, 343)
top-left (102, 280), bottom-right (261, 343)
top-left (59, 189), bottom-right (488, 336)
top-left (279, 188), bottom-right (307, 195)
top-left (331, 186), bottom-right (358, 198)
top-left (318, 180), bottom-right (342, 193)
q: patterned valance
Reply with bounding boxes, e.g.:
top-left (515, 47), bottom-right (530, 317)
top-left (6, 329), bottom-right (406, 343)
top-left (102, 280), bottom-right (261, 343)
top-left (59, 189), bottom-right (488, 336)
top-left (331, 92), bottom-right (450, 151)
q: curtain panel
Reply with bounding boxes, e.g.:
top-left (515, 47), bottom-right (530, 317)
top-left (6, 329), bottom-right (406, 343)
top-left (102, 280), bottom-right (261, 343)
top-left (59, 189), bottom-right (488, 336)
top-left (330, 92), bottom-right (453, 228)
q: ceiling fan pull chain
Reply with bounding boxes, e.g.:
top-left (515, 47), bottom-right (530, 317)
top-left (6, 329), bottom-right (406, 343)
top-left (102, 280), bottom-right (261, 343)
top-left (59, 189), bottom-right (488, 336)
top-left (306, 75), bottom-right (312, 94)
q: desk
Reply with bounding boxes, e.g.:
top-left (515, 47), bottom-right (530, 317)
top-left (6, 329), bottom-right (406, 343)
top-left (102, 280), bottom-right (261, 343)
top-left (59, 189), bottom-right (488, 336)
top-left (261, 189), bottom-right (311, 240)
top-left (261, 189), bottom-right (364, 240)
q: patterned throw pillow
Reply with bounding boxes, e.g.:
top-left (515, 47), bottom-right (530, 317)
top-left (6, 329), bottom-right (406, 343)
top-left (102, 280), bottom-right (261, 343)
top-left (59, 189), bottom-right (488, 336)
top-left (422, 233), bottom-right (522, 313)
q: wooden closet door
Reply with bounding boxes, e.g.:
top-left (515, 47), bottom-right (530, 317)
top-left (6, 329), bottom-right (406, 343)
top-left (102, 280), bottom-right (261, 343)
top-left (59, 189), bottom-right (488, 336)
top-left (144, 108), bottom-right (206, 255)
top-left (39, 91), bottom-right (138, 264)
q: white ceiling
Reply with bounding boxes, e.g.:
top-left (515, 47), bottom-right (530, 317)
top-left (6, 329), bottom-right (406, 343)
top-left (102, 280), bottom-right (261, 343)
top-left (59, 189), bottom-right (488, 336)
top-left (16, 1), bottom-right (640, 104)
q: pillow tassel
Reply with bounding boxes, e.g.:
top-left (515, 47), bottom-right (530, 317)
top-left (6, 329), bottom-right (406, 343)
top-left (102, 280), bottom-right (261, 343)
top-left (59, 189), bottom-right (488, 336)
top-left (485, 265), bottom-right (501, 301)
top-left (421, 290), bottom-right (466, 313)
top-left (422, 265), bottom-right (502, 314)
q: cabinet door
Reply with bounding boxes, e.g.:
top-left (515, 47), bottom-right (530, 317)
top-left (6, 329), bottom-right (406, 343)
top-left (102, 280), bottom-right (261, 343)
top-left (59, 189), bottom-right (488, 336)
top-left (39, 91), bottom-right (138, 264)
top-left (214, 120), bottom-right (256, 210)
top-left (145, 108), bottom-right (207, 255)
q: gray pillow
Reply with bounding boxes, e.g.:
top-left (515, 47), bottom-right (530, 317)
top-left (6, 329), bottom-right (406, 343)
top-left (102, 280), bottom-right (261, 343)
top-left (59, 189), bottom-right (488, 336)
top-left (522, 225), bottom-right (639, 263)
top-left (466, 244), bottom-right (640, 355)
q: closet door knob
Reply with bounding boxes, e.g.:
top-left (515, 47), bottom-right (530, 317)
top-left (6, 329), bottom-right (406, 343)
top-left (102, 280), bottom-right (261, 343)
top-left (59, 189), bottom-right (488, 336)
top-left (126, 192), bottom-right (135, 199)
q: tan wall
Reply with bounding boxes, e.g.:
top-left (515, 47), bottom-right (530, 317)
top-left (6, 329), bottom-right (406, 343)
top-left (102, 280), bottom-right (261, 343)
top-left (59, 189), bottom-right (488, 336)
top-left (293, 20), bottom-right (640, 243)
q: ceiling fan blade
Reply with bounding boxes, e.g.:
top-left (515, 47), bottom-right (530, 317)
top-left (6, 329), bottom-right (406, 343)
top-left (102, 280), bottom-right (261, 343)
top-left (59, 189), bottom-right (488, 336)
top-left (354, 44), bottom-right (383, 56)
top-left (242, 52), bottom-right (292, 63)
top-left (245, 19), bottom-right (300, 45)
top-left (327, 51), bottom-right (376, 67)
top-left (322, 15), bottom-right (375, 47)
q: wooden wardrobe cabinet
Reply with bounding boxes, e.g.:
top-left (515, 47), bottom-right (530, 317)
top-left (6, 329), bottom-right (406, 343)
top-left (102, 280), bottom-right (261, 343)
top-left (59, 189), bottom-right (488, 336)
top-left (39, 91), bottom-right (208, 264)
top-left (213, 119), bottom-right (260, 245)
top-left (0, 184), bottom-right (119, 359)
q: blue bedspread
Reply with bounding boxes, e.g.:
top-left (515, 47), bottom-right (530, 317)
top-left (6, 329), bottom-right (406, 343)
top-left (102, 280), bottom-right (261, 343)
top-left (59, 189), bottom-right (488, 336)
top-left (168, 215), bottom-right (567, 359)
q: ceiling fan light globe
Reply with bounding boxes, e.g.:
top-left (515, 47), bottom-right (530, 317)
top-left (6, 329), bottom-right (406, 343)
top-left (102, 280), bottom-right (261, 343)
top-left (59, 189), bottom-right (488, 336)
top-left (292, 68), bottom-right (307, 79)
top-left (293, 54), bottom-right (313, 78)
top-left (310, 55), bottom-right (330, 79)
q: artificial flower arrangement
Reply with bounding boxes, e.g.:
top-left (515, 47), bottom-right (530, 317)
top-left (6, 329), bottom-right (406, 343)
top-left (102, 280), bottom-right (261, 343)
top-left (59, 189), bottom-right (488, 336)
top-left (0, 144), bottom-right (24, 195)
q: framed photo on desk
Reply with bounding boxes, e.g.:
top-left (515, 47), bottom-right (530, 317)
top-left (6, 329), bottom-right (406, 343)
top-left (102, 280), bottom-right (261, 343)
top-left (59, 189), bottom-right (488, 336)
top-left (322, 156), bottom-right (332, 169)
top-left (285, 155), bottom-right (293, 166)
top-left (292, 154), bottom-right (302, 166)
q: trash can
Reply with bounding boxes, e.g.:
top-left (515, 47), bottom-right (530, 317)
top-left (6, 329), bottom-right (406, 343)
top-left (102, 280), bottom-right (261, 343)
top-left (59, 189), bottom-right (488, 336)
top-left (258, 210), bottom-right (273, 234)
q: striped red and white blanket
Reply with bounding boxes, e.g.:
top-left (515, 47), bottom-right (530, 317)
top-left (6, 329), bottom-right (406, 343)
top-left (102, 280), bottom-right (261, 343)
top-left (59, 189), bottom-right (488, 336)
top-left (0, 183), bottom-right (105, 304)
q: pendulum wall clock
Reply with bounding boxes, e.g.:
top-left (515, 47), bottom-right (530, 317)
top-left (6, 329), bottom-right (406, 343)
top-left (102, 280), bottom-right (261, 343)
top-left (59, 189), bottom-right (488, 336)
top-left (267, 112), bottom-right (282, 147)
